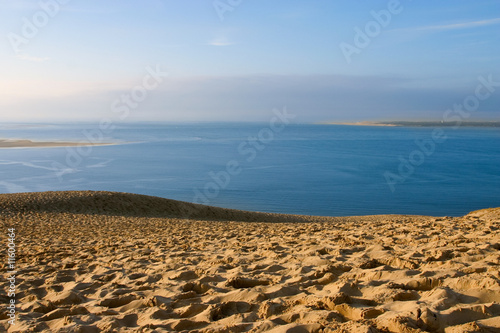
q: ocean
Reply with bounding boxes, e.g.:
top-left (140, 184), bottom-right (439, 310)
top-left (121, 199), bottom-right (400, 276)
top-left (1, 122), bottom-right (499, 217)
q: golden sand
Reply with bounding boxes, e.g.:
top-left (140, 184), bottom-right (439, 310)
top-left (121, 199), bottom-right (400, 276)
top-left (1, 191), bottom-right (499, 332)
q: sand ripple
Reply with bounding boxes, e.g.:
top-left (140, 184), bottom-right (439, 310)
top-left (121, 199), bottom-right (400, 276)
top-left (1, 191), bottom-right (499, 332)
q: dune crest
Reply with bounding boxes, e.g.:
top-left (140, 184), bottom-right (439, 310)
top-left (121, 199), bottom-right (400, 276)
top-left (0, 191), bottom-right (327, 222)
top-left (1, 191), bottom-right (499, 332)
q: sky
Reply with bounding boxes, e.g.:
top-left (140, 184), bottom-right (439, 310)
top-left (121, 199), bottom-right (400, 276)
top-left (0, 0), bottom-right (499, 123)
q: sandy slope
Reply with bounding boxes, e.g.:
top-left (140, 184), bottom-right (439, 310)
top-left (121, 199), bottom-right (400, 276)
top-left (1, 191), bottom-right (499, 333)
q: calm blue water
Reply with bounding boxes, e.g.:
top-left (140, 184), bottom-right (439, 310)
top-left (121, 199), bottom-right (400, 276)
top-left (1, 123), bottom-right (499, 216)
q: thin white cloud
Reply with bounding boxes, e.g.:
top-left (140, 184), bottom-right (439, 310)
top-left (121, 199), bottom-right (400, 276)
top-left (16, 54), bottom-right (50, 62)
top-left (406, 18), bottom-right (500, 32)
top-left (207, 37), bottom-right (234, 46)
top-left (0, 181), bottom-right (29, 193)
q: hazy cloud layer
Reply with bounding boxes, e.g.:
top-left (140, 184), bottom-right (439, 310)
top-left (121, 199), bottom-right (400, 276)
top-left (2, 75), bottom-right (498, 123)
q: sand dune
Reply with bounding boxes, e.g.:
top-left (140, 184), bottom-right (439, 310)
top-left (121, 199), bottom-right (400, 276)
top-left (1, 191), bottom-right (499, 332)
top-left (0, 191), bottom-right (329, 222)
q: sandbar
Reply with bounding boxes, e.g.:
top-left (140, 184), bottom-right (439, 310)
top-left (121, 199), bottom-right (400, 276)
top-left (0, 139), bottom-right (115, 149)
top-left (321, 121), bottom-right (500, 127)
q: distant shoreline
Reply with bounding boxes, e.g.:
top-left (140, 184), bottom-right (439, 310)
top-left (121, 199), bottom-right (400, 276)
top-left (0, 139), bottom-right (116, 149)
top-left (320, 121), bottom-right (500, 127)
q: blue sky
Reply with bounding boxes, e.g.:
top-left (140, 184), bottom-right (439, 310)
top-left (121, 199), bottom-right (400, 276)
top-left (0, 0), bottom-right (499, 122)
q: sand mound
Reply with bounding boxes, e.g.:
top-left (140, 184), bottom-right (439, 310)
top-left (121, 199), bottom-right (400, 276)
top-left (0, 191), bottom-right (316, 222)
top-left (1, 191), bottom-right (499, 332)
top-left (466, 207), bottom-right (500, 221)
